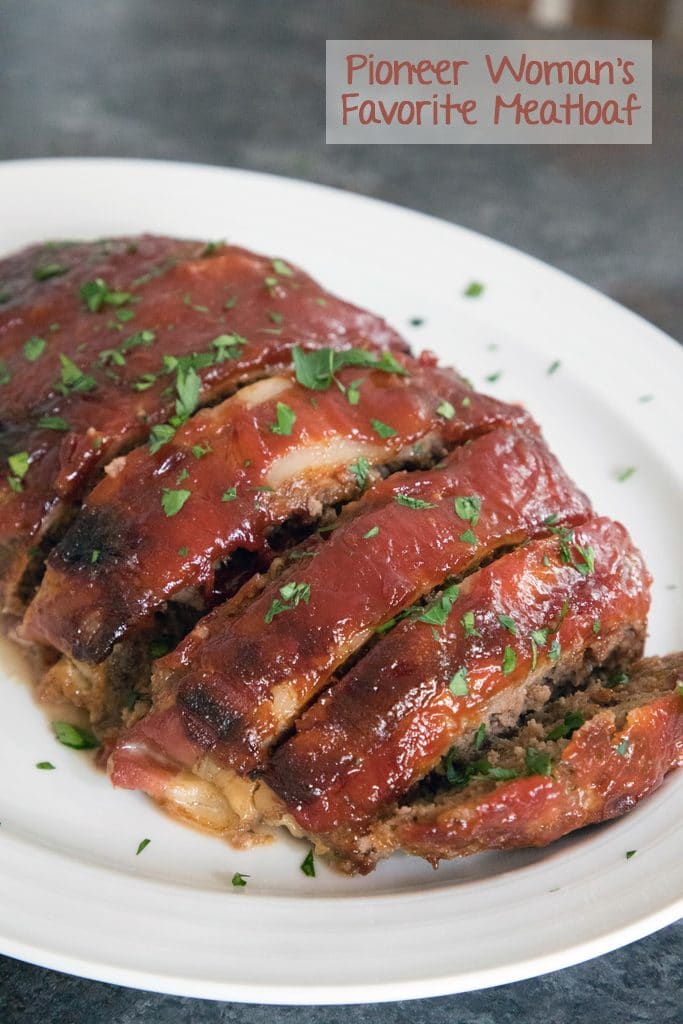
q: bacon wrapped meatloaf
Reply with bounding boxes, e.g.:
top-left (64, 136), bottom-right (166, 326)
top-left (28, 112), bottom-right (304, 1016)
top-left (1, 235), bottom-right (679, 874)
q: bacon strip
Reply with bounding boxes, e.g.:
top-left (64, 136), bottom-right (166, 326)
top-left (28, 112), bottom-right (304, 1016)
top-left (108, 428), bottom-right (591, 799)
top-left (22, 359), bottom-right (530, 663)
top-left (0, 236), bottom-right (404, 609)
top-left (265, 518), bottom-right (651, 846)
top-left (385, 654), bottom-right (683, 869)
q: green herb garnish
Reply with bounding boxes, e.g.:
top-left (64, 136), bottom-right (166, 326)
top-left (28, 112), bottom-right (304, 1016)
top-left (161, 488), bottom-right (191, 517)
top-left (525, 747), bottom-right (552, 776)
top-left (23, 336), bottom-right (47, 362)
top-left (269, 402), bottom-right (296, 437)
top-left (53, 721), bottom-right (99, 749)
top-left (264, 581), bottom-right (311, 624)
top-left (300, 849), bottom-right (316, 877)
top-left (394, 494), bottom-right (437, 511)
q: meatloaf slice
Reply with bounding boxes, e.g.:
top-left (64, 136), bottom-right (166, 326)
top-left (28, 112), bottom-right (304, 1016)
top-left (374, 653), bottom-right (683, 871)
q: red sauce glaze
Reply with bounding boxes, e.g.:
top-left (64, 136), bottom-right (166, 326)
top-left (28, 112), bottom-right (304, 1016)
top-left (109, 427), bottom-right (590, 791)
top-left (22, 358), bottom-right (531, 663)
top-left (395, 663), bottom-right (683, 864)
top-left (266, 518), bottom-right (651, 835)
top-left (0, 236), bottom-right (404, 572)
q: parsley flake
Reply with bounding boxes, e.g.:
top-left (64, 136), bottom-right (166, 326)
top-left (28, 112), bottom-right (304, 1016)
top-left (162, 488), bottom-right (191, 517)
top-left (461, 610), bottom-right (480, 637)
top-left (264, 581), bottom-right (311, 624)
top-left (370, 418), bottom-right (397, 439)
top-left (502, 646), bottom-right (517, 675)
top-left (300, 849), bottom-right (316, 877)
top-left (272, 258), bottom-right (294, 278)
top-left (34, 262), bottom-right (68, 281)
top-left (459, 529), bottom-right (477, 545)
top-left (232, 872), bottom-right (249, 887)
top-left (80, 278), bottom-right (132, 312)
top-left (36, 761), bottom-right (55, 770)
top-left (38, 416), bottom-right (70, 431)
top-left (363, 526), bottom-right (379, 539)
top-left (349, 456), bottom-right (370, 490)
top-left (498, 614), bottom-right (517, 635)
top-left (464, 281), bottom-right (485, 298)
top-left (436, 399), bottom-right (455, 419)
top-left (23, 336), bottom-right (47, 362)
top-left (57, 354), bottom-right (96, 394)
top-left (449, 667), bottom-right (469, 696)
top-left (394, 494), bottom-right (437, 510)
top-left (269, 402), bottom-right (296, 436)
top-left (616, 466), bottom-right (637, 483)
top-left (136, 838), bottom-right (151, 856)
top-left (547, 711), bottom-right (585, 741)
top-left (53, 721), bottom-right (99, 749)
top-left (525, 747), bottom-right (552, 776)
top-left (626, 850), bottom-right (637, 860)
top-left (454, 495), bottom-right (481, 525)
top-left (418, 584), bottom-right (459, 627)
top-left (615, 738), bottom-right (630, 756)
top-left (221, 487), bottom-right (237, 502)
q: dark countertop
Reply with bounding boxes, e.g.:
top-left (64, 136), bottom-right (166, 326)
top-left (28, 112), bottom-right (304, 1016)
top-left (0, 0), bottom-right (680, 1020)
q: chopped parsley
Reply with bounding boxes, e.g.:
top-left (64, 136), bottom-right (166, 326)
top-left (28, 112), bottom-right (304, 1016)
top-left (300, 849), bottom-right (316, 877)
top-left (346, 378), bottom-right (362, 405)
top-left (485, 371), bottom-right (501, 384)
top-left (148, 424), bottom-right (177, 454)
top-left (502, 646), bottom-right (517, 675)
top-left (461, 610), bottom-right (480, 637)
top-left (292, 345), bottom-right (406, 392)
top-left (161, 488), bottom-right (191, 517)
top-left (23, 336), bottom-right (47, 362)
top-left (449, 667), bottom-right (469, 696)
top-left (525, 747), bottom-right (552, 776)
top-left (454, 495), bottom-right (481, 526)
top-left (593, 619), bottom-right (601, 635)
top-left (418, 584), bottom-right (459, 627)
top-left (90, 549), bottom-right (100, 564)
top-left (212, 333), bottom-right (246, 362)
top-left (80, 278), bottom-right (132, 312)
top-left (221, 486), bottom-right (238, 502)
top-left (264, 581), bottom-right (311, 624)
top-left (615, 738), bottom-right (630, 756)
top-left (459, 529), bottom-right (477, 545)
top-left (38, 416), bottom-right (70, 431)
top-left (136, 838), bottom-right (151, 856)
top-left (8, 451), bottom-right (29, 481)
top-left (498, 614), bottom-right (517, 635)
top-left (370, 418), bottom-right (397, 439)
top-left (272, 258), bottom-right (294, 278)
top-left (34, 262), bottom-right (68, 281)
top-left (349, 456), bottom-right (370, 490)
top-left (394, 494), bottom-right (437, 511)
top-left (191, 442), bottom-right (212, 459)
top-left (626, 850), bottom-right (637, 860)
top-left (464, 281), bottom-right (485, 298)
top-left (616, 466), bottom-right (637, 483)
top-left (269, 402), bottom-right (296, 436)
top-left (363, 526), bottom-right (379, 539)
top-left (547, 711), bottom-right (585, 741)
top-left (231, 872), bottom-right (249, 887)
top-left (178, 546), bottom-right (189, 556)
top-left (473, 723), bottom-right (486, 750)
top-left (36, 761), bottom-right (55, 770)
top-left (409, 316), bottom-right (424, 327)
top-left (547, 360), bottom-right (561, 375)
top-left (436, 399), bottom-right (455, 419)
top-left (57, 354), bottom-right (96, 394)
top-left (53, 721), bottom-right (99, 749)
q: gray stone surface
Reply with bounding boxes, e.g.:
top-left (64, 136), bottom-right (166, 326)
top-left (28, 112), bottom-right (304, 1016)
top-left (0, 0), bottom-right (680, 1018)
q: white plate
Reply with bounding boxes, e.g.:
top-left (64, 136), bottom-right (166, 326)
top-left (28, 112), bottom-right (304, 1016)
top-left (0, 158), bottom-right (681, 1004)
